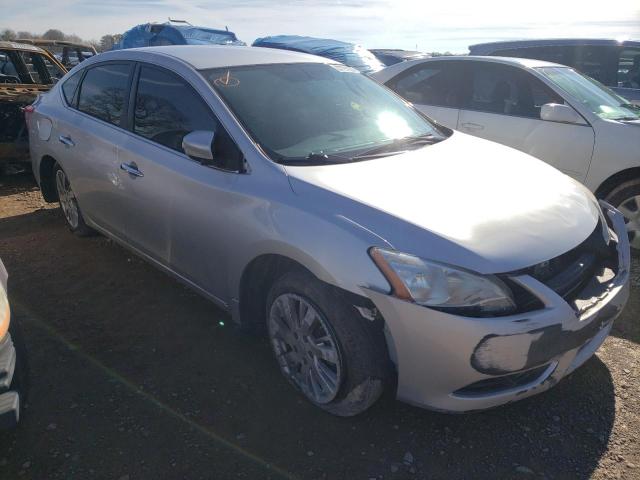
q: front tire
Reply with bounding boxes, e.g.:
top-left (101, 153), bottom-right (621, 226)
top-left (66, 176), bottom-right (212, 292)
top-left (53, 164), bottom-right (94, 237)
top-left (266, 270), bottom-right (389, 416)
top-left (605, 178), bottom-right (640, 252)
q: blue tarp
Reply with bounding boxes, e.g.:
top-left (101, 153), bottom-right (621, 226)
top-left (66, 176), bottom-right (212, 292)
top-left (252, 35), bottom-right (384, 74)
top-left (113, 23), bottom-right (245, 50)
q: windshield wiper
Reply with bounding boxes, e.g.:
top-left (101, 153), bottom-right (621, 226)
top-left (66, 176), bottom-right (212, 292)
top-left (620, 103), bottom-right (640, 111)
top-left (279, 152), bottom-right (355, 166)
top-left (351, 133), bottom-right (442, 160)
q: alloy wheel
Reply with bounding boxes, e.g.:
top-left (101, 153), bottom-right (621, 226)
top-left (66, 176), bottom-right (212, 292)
top-left (268, 293), bottom-right (342, 404)
top-left (617, 194), bottom-right (640, 250)
top-left (55, 169), bottom-right (79, 229)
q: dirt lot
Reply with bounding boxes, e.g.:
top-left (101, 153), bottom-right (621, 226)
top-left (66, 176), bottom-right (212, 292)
top-left (0, 173), bottom-right (638, 480)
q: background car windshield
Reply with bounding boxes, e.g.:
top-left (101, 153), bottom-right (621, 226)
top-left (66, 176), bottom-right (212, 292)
top-left (537, 66), bottom-right (640, 121)
top-left (201, 63), bottom-right (441, 162)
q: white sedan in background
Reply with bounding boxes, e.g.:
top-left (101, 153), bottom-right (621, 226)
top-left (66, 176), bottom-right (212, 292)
top-left (373, 56), bottom-right (640, 250)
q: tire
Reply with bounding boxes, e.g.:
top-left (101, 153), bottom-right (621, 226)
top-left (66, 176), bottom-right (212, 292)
top-left (605, 178), bottom-right (640, 252)
top-left (266, 270), bottom-right (390, 416)
top-left (53, 164), bottom-right (95, 237)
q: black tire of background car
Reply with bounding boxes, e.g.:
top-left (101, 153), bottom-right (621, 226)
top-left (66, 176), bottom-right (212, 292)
top-left (605, 177), bottom-right (640, 252)
top-left (266, 270), bottom-right (391, 416)
top-left (53, 164), bottom-right (95, 237)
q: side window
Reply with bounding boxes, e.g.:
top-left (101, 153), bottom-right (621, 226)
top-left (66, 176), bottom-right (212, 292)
top-left (389, 62), bottom-right (462, 108)
top-left (16, 51), bottom-right (44, 84)
top-left (465, 62), bottom-right (562, 118)
top-left (61, 70), bottom-right (83, 105)
top-left (618, 48), bottom-right (640, 88)
top-left (133, 66), bottom-right (242, 170)
top-left (77, 63), bottom-right (132, 126)
top-left (0, 50), bottom-right (21, 83)
top-left (134, 66), bottom-right (216, 152)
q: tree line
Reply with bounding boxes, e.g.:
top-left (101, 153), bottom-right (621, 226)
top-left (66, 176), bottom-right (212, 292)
top-left (0, 28), bottom-right (121, 52)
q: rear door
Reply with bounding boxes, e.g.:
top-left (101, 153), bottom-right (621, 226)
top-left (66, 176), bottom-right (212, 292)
top-left (456, 61), bottom-right (595, 180)
top-left (55, 62), bottom-right (134, 238)
top-left (385, 61), bottom-right (465, 129)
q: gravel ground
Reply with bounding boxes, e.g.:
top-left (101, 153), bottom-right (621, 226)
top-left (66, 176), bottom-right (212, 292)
top-left (0, 173), bottom-right (638, 480)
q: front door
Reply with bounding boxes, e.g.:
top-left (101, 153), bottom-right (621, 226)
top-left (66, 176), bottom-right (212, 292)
top-left (456, 61), bottom-right (595, 181)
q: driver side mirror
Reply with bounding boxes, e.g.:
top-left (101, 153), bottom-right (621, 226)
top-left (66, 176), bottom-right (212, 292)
top-left (182, 130), bottom-right (215, 162)
top-left (540, 103), bottom-right (586, 125)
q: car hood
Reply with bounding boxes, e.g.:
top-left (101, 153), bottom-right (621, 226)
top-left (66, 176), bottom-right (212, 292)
top-left (285, 132), bottom-right (599, 274)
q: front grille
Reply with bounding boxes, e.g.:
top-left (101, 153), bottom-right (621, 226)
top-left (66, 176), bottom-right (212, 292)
top-left (454, 363), bottom-right (553, 397)
top-left (503, 218), bottom-right (618, 311)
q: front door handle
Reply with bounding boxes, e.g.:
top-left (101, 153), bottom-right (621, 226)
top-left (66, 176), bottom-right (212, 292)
top-left (120, 162), bottom-right (144, 177)
top-left (58, 135), bottom-right (75, 147)
top-left (460, 122), bottom-right (484, 131)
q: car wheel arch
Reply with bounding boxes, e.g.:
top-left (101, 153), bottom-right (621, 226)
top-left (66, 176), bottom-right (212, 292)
top-left (39, 155), bottom-right (59, 203)
top-left (595, 166), bottom-right (640, 199)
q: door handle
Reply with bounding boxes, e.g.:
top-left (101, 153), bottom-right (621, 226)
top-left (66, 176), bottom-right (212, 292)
top-left (58, 135), bottom-right (75, 147)
top-left (120, 162), bottom-right (144, 177)
top-left (460, 122), bottom-right (484, 131)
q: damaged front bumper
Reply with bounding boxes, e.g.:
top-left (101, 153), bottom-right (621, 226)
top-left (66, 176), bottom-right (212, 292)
top-left (366, 202), bottom-right (631, 413)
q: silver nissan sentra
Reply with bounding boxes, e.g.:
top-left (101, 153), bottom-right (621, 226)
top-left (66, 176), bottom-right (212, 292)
top-left (27, 45), bottom-right (630, 416)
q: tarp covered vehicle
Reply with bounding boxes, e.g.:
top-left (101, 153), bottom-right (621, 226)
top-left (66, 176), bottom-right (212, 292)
top-left (252, 35), bottom-right (384, 74)
top-left (16, 39), bottom-right (97, 68)
top-left (0, 42), bottom-right (66, 172)
top-left (113, 21), bottom-right (245, 49)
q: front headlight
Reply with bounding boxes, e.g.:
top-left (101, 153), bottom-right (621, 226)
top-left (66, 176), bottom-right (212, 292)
top-left (370, 248), bottom-right (516, 317)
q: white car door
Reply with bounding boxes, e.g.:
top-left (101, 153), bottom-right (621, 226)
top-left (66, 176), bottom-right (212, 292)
top-left (456, 61), bottom-right (595, 181)
top-left (385, 61), bottom-right (464, 130)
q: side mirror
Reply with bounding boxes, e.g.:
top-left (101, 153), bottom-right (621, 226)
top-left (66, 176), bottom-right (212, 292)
top-left (182, 130), bottom-right (215, 162)
top-left (540, 103), bottom-right (586, 125)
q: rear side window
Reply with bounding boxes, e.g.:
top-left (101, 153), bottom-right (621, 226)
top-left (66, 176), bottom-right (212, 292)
top-left (61, 70), bottom-right (82, 105)
top-left (389, 62), bottom-right (463, 107)
top-left (0, 50), bottom-right (21, 83)
top-left (77, 63), bottom-right (132, 126)
top-left (465, 62), bottom-right (562, 118)
top-left (133, 66), bottom-right (218, 152)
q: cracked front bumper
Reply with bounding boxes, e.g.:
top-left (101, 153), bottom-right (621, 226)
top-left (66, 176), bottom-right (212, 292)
top-left (366, 202), bottom-right (631, 413)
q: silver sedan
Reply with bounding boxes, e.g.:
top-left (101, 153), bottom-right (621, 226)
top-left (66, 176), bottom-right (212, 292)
top-left (27, 45), bottom-right (630, 416)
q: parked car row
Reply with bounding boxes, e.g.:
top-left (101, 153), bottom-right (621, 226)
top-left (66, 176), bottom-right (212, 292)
top-left (25, 45), bottom-right (631, 416)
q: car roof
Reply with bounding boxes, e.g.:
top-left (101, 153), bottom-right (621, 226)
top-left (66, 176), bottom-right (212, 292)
top-left (16, 39), bottom-right (96, 51)
top-left (0, 41), bottom-right (47, 53)
top-left (98, 45), bottom-right (332, 69)
top-left (407, 55), bottom-right (564, 69)
top-left (469, 38), bottom-right (640, 54)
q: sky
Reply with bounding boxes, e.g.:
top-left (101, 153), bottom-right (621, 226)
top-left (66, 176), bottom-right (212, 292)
top-left (2, 0), bottom-right (640, 52)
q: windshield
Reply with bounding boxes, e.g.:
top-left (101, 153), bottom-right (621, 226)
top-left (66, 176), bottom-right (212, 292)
top-left (537, 66), bottom-right (640, 121)
top-left (201, 63), bottom-right (444, 164)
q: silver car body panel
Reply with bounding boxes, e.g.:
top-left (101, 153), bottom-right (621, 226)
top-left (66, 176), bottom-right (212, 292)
top-left (28, 46), bottom-right (630, 412)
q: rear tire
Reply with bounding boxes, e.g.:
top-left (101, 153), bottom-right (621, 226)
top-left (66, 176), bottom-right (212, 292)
top-left (266, 270), bottom-right (390, 416)
top-left (605, 178), bottom-right (640, 252)
top-left (53, 164), bottom-right (95, 237)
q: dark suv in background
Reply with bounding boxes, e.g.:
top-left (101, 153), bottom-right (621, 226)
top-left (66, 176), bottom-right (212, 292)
top-left (469, 39), bottom-right (640, 102)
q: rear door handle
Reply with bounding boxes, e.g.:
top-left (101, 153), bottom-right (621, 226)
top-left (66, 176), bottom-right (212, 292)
top-left (460, 122), bottom-right (484, 131)
top-left (58, 135), bottom-right (75, 147)
top-left (120, 162), bottom-right (144, 177)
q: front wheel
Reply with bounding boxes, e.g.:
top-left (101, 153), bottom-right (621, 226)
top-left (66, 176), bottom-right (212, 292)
top-left (605, 178), bottom-right (640, 252)
top-left (53, 164), bottom-right (94, 237)
top-left (266, 270), bottom-right (390, 416)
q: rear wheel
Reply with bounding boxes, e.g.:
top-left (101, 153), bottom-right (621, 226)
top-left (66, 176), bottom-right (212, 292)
top-left (53, 164), bottom-right (94, 237)
top-left (266, 270), bottom-right (389, 416)
top-left (605, 178), bottom-right (640, 252)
